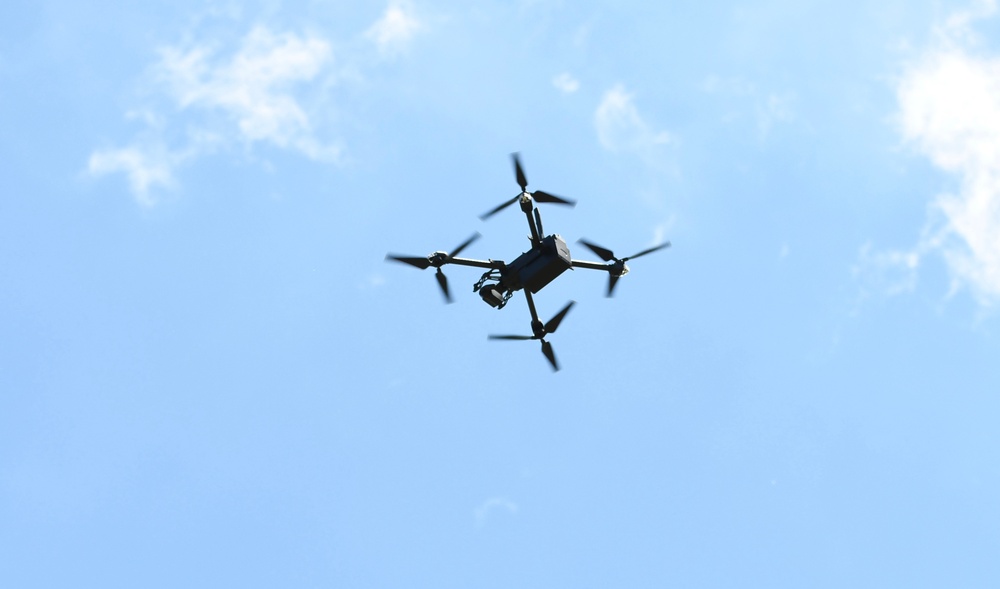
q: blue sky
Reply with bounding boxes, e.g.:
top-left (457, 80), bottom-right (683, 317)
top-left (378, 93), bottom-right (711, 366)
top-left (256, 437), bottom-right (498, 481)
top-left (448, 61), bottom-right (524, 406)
top-left (3, 0), bottom-right (1000, 587)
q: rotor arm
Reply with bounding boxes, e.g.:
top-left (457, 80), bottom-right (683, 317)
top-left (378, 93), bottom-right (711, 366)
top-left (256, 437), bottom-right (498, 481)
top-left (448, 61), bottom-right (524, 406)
top-left (446, 257), bottom-right (504, 270)
top-left (570, 259), bottom-right (615, 272)
top-left (571, 258), bottom-right (624, 297)
top-left (522, 289), bottom-right (541, 325)
top-left (524, 206), bottom-right (541, 244)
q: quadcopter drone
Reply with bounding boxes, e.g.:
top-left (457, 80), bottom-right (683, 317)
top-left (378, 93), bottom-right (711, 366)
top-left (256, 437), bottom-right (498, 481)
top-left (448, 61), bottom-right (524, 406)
top-left (386, 153), bottom-right (671, 371)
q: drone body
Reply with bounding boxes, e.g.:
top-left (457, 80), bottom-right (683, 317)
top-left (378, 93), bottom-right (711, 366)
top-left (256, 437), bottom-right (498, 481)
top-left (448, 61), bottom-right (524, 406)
top-left (386, 153), bottom-right (670, 370)
top-left (476, 234), bottom-right (572, 308)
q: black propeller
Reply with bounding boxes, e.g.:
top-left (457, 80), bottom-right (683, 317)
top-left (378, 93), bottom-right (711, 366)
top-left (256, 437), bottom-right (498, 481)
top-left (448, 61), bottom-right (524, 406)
top-left (514, 152), bottom-right (529, 191)
top-left (479, 153), bottom-right (576, 220)
top-left (385, 232), bottom-right (481, 303)
top-left (578, 238), bottom-right (671, 296)
top-left (488, 300), bottom-right (575, 371)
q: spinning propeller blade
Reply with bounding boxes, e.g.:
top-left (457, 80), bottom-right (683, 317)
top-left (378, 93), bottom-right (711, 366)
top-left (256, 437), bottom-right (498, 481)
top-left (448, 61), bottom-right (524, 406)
top-left (578, 238), bottom-right (671, 297)
top-left (385, 255), bottom-right (431, 269)
top-left (435, 269), bottom-right (451, 303)
top-left (487, 300), bottom-right (574, 370)
top-left (578, 239), bottom-right (671, 263)
top-left (481, 153), bottom-right (574, 220)
top-left (578, 239), bottom-right (616, 262)
top-left (624, 241), bottom-right (672, 261)
top-left (513, 152), bottom-right (528, 191)
top-left (450, 233), bottom-right (480, 257)
top-left (541, 340), bottom-right (558, 371)
top-left (385, 233), bottom-right (480, 303)
top-left (544, 301), bottom-right (575, 334)
top-left (607, 274), bottom-right (621, 297)
top-left (479, 195), bottom-right (519, 220)
top-left (434, 232), bottom-right (481, 303)
top-left (532, 190), bottom-right (575, 207)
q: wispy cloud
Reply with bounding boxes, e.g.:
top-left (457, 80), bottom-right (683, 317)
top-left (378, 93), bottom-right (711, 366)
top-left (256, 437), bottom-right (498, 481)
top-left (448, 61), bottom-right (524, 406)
top-left (701, 75), bottom-right (797, 139)
top-left (88, 24), bottom-right (343, 205)
top-left (358, 273), bottom-right (386, 290)
top-left (88, 145), bottom-right (178, 207)
top-left (756, 92), bottom-right (796, 138)
top-left (892, 0), bottom-right (1000, 306)
top-left (552, 72), bottom-right (580, 93)
top-left (594, 84), bottom-right (672, 159)
top-left (853, 242), bottom-right (922, 299)
top-left (652, 215), bottom-right (676, 246)
top-left (157, 26), bottom-right (339, 159)
top-left (365, 1), bottom-right (422, 57)
top-left (474, 496), bottom-right (518, 528)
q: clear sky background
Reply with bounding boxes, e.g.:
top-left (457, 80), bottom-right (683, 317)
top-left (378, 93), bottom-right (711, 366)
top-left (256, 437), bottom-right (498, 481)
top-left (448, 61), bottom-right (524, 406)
top-left (3, 0), bottom-right (1000, 587)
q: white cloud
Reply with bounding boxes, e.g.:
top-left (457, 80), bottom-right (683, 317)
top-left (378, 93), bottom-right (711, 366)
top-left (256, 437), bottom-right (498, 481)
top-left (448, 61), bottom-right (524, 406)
top-left (157, 26), bottom-right (339, 159)
top-left (89, 25), bottom-right (342, 205)
top-left (895, 1), bottom-right (1000, 306)
top-left (594, 84), bottom-right (672, 157)
top-left (88, 145), bottom-right (177, 207)
top-left (942, 0), bottom-right (997, 36)
top-left (365, 1), bottom-right (422, 57)
top-left (474, 496), bottom-right (518, 528)
top-left (853, 242), bottom-right (922, 299)
top-left (552, 72), bottom-right (579, 93)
